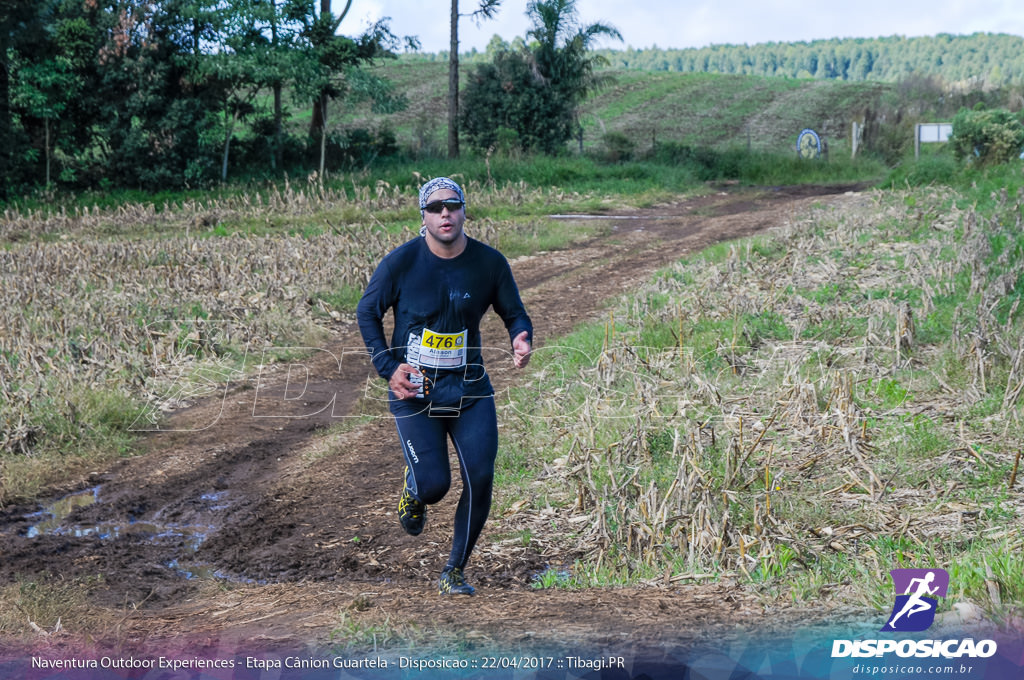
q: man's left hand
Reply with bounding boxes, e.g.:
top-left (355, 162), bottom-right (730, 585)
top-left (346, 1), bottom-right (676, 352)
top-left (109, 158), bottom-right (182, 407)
top-left (512, 331), bottom-right (532, 369)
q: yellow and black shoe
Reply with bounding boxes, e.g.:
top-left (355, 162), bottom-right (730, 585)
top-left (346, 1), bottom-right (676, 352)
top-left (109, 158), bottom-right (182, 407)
top-left (397, 485), bottom-right (426, 536)
top-left (438, 567), bottom-right (475, 596)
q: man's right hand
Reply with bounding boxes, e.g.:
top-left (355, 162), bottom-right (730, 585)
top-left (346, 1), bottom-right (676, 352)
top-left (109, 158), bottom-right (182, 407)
top-left (389, 363), bottom-right (421, 400)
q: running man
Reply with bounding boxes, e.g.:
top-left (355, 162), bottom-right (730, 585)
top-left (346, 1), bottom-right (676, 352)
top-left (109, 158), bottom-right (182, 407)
top-left (887, 571), bottom-right (939, 628)
top-left (356, 177), bottom-right (533, 596)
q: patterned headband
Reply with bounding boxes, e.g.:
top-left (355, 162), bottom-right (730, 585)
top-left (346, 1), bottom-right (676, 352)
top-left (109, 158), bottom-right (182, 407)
top-left (418, 177), bottom-right (466, 209)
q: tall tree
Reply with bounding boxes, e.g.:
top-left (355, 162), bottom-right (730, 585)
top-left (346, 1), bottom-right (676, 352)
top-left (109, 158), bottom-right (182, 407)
top-left (199, 48), bottom-right (274, 182)
top-left (448, 0), bottom-right (458, 159)
top-left (305, 0), bottom-right (352, 143)
top-left (10, 55), bottom-right (82, 186)
top-left (96, 1), bottom-right (222, 188)
top-left (526, 0), bottom-right (620, 140)
top-left (461, 0), bottom-right (620, 155)
top-left (447, 0), bottom-right (501, 159)
top-left (286, 0), bottom-right (406, 174)
top-left (209, 1), bottom-right (298, 171)
top-left (1, 1), bottom-right (48, 198)
top-left (265, 0), bottom-right (289, 170)
top-left (205, 0), bottom-right (303, 179)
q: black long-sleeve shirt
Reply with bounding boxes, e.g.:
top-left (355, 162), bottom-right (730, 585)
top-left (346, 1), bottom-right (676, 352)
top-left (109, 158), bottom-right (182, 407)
top-left (356, 236), bottom-right (532, 405)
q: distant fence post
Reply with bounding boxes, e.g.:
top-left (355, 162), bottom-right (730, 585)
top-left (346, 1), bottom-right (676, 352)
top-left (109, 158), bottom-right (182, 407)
top-left (915, 122), bottom-right (953, 159)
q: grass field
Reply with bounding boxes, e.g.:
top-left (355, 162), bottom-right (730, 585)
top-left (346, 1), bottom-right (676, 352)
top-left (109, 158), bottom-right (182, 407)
top-left (340, 60), bottom-right (902, 159)
top-left (496, 174), bottom-right (1024, 617)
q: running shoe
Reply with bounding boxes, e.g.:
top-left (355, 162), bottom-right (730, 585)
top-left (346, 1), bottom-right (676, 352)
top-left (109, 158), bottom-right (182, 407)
top-left (438, 567), bottom-right (475, 596)
top-left (397, 483), bottom-right (426, 536)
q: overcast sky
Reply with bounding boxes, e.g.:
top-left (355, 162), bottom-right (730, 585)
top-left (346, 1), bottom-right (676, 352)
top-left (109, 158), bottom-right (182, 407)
top-left (336, 0), bottom-right (1024, 53)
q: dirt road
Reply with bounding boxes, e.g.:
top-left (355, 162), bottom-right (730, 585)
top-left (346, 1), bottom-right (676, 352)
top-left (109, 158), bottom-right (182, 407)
top-left (0, 184), bottom-right (868, 660)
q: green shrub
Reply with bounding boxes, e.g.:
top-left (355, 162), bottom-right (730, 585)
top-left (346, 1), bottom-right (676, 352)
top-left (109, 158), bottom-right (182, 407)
top-left (949, 106), bottom-right (1024, 166)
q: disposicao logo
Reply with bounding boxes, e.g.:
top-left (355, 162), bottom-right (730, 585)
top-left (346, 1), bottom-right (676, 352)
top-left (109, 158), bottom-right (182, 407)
top-left (831, 567), bottom-right (998, 660)
top-left (882, 568), bottom-right (949, 633)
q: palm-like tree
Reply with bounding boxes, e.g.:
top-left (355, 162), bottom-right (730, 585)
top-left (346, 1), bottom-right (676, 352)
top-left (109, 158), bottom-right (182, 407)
top-left (526, 0), bottom-right (621, 105)
top-left (460, 0), bottom-right (620, 155)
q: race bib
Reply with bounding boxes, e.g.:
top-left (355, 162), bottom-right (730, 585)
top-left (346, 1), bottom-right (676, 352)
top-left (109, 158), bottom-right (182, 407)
top-left (407, 328), bottom-right (468, 369)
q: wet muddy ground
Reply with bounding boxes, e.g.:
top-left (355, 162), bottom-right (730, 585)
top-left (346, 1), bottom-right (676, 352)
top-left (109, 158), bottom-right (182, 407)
top-left (0, 184), bottom-right (872, 657)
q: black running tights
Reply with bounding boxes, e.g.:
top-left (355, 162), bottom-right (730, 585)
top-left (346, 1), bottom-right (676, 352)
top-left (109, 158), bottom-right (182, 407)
top-left (390, 396), bottom-right (498, 571)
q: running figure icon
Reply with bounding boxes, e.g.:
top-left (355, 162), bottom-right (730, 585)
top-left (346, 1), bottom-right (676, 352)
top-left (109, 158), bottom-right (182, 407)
top-left (882, 568), bottom-right (949, 632)
top-left (887, 572), bottom-right (938, 628)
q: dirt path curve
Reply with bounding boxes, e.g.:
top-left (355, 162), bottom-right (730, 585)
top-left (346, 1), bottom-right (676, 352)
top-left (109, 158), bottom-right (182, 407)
top-left (0, 184), bottom-right (867, 657)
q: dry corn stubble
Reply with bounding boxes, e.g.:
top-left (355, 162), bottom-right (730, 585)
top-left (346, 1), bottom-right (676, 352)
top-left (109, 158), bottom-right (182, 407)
top-left (509, 188), bottom-right (1024, 597)
top-left (0, 178), bottom-right (568, 499)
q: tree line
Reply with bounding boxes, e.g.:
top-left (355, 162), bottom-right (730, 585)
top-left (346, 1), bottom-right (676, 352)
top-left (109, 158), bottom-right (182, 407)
top-left (4, 1), bottom-right (1022, 201)
top-left (596, 33), bottom-right (1024, 87)
top-left (413, 32), bottom-right (1024, 88)
top-left (0, 0), bottom-right (410, 200)
top-left (1, 0), bottom-right (621, 199)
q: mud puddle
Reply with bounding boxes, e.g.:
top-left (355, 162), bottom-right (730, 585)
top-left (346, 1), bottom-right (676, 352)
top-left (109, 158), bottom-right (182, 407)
top-left (24, 487), bottom-right (235, 581)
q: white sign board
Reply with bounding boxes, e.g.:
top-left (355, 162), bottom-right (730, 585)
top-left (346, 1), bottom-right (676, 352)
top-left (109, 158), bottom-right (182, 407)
top-left (915, 123), bottom-right (953, 158)
top-left (918, 123), bottom-right (953, 143)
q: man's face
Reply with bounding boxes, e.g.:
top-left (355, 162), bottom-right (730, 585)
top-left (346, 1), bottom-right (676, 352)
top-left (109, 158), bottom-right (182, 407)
top-left (422, 189), bottom-right (466, 246)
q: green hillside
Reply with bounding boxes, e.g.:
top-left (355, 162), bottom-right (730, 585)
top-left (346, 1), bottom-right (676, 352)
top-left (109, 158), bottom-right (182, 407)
top-left (339, 32), bottom-right (1024, 162)
top-left (597, 33), bottom-right (1024, 85)
top-left (342, 61), bottom-right (954, 160)
top-left (575, 71), bottom-right (892, 155)
top-left (414, 33), bottom-right (1024, 86)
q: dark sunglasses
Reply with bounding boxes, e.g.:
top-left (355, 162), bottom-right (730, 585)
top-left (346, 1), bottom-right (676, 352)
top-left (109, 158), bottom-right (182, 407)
top-left (423, 199), bottom-right (465, 214)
